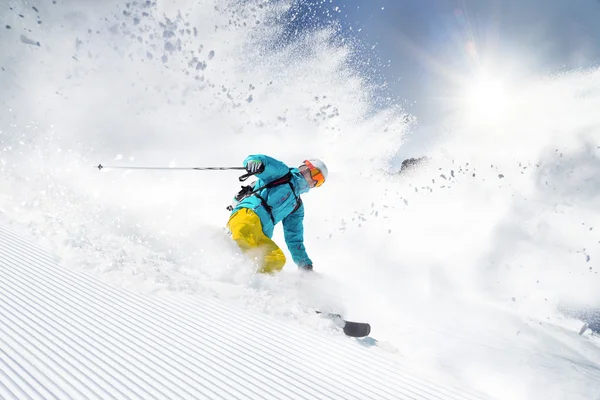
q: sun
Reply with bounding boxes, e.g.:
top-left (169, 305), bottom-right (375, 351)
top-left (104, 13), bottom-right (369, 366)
top-left (462, 75), bottom-right (510, 122)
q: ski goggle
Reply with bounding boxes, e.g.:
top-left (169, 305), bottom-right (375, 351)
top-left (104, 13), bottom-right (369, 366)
top-left (303, 160), bottom-right (325, 188)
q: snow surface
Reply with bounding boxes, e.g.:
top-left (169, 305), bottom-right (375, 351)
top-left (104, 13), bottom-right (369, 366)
top-left (0, 222), bottom-right (492, 400)
top-left (1, 0), bottom-right (600, 399)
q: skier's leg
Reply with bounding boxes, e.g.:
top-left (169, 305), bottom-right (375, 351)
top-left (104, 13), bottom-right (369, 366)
top-left (227, 208), bottom-right (259, 250)
top-left (227, 208), bottom-right (286, 273)
top-left (256, 235), bottom-right (286, 274)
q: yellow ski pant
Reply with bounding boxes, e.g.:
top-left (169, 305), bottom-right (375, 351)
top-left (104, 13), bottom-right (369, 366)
top-left (227, 208), bottom-right (286, 274)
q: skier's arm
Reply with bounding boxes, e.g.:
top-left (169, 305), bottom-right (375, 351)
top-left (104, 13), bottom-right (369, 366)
top-left (243, 154), bottom-right (290, 182)
top-left (282, 204), bottom-right (312, 268)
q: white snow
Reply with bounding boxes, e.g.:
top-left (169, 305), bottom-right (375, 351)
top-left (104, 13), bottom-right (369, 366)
top-left (0, 222), bottom-right (489, 400)
top-left (1, 1), bottom-right (600, 399)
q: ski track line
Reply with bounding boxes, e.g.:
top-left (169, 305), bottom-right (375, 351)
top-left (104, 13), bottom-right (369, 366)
top-left (0, 223), bottom-right (491, 400)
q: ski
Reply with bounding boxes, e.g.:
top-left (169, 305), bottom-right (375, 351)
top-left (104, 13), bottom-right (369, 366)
top-left (316, 311), bottom-right (371, 338)
top-left (342, 320), bottom-right (372, 338)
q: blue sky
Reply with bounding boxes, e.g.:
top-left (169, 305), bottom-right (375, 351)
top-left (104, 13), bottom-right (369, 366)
top-left (290, 0), bottom-right (600, 125)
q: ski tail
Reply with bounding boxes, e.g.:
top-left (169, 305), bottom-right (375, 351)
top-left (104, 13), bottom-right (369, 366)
top-left (343, 320), bottom-right (371, 337)
top-left (316, 311), bottom-right (371, 338)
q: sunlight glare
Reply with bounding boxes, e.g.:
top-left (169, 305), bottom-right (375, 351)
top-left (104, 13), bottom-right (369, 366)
top-left (463, 76), bottom-right (510, 122)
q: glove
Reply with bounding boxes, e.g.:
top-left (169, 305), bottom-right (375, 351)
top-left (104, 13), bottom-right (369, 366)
top-left (245, 160), bottom-right (264, 174)
top-left (299, 264), bottom-right (313, 271)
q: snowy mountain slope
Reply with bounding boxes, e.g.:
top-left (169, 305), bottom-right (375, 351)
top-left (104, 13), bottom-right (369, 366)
top-left (2, 0), bottom-right (600, 399)
top-left (0, 222), bottom-right (492, 400)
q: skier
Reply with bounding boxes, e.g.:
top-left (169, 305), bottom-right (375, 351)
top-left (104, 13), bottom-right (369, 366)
top-left (226, 154), bottom-right (328, 274)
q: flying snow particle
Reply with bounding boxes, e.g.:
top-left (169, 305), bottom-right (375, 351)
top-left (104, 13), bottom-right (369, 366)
top-left (20, 35), bottom-right (40, 46)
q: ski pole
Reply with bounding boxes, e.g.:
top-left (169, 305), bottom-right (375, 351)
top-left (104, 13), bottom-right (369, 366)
top-left (96, 164), bottom-right (255, 181)
top-left (96, 164), bottom-right (246, 171)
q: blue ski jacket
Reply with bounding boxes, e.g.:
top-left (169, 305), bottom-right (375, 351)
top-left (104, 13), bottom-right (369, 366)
top-left (230, 154), bottom-right (313, 267)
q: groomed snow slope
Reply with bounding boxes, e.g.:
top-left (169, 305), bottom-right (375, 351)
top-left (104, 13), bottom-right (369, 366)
top-left (0, 222), bottom-right (491, 400)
